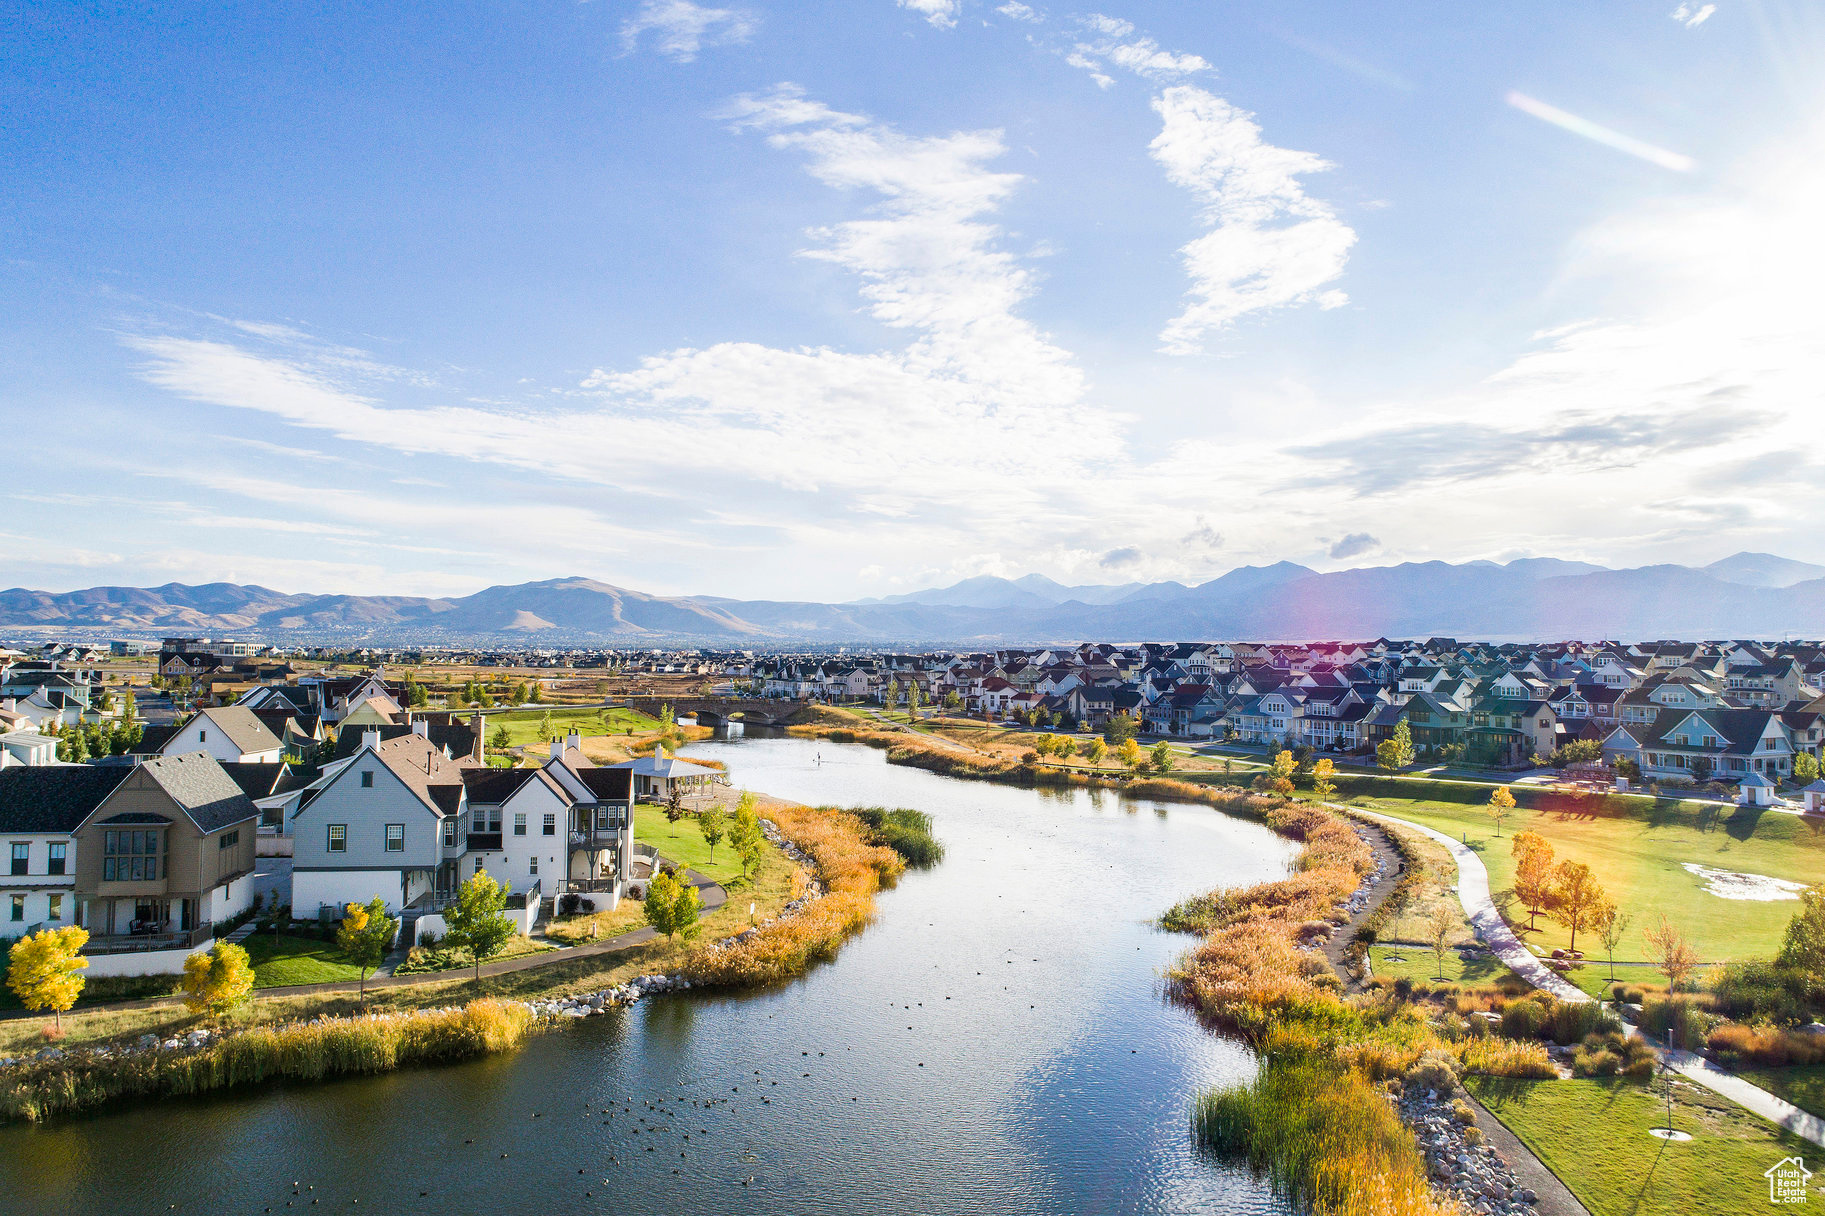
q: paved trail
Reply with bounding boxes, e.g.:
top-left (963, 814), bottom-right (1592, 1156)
top-left (1350, 805), bottom-right (1825, 1149)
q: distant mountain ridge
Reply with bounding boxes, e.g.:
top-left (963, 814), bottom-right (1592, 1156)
top-left (3, 553), bottom-right (1824, 644)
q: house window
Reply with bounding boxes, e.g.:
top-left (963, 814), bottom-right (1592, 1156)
top-left (542, 813), bottom-right (555, 836)
top-left (9, 895), bottom-right (21, 922)
top-left (385, 824), bottom-right (404, 852)
top-left (9, 842), bottom-right (26, 877)
top-left (48, 842), bottom-right (66, 876)
top-left (102, 830), bottom-right (160, 881)
top-left (360, 771), bottom-right (374, 788)
top-left (474, 857), bottom-right (483, 873)
top-left (47, 894), bottom-right (62, 921)
top-left (199, 730), bottom-right (207, 742)
top-left (218, 830), bottom-right (239, 850)
top-left (327, 824), bottom-right (347, 854)
top-left (513, 813), bottom-right (526, 836)
top-left (442, 819), bottom-right (456, 848)
top-left (529, 855), bottom-right (538, 875)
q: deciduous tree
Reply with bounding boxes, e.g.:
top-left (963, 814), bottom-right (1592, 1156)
top-left (336, 897), bottom-right (398, 1009)
top-left (1150, 741), bottom-right (1174, 773)
top-left (730, 793), bottom-right (765, 883)
top-left (1377, 720), bottom-right (1414, 775)
top-left (699, 805), bottom-right (728, 862)
top-left (1486, 785), bottom-right (1516, 837)
top-left (1549, 861), bottom-right (1605, 953)
top-left (1119, 737), bottom-right (1145, 772)
top-left (445, 869), bottom-right (515, 982)
top-left (1427, 902), bottom-right (1457, 981)
top-left (1644, 914), bottom-right (1698, 990)
top-left (5, 926), bottom-right (88, 1027)
top-left (181, 941), bottom-right (254, 1019)
top-left (1597, 905), bottom-right (1632, 981)
top-left (1266, 750), bottom-right (1297, 796)
top-left (1311, 758), bottom-right (1336, 800)
top-left (1082, 737), bottom-right (1107, 766)
top-left (1510, 831), bottom-right (1555, 930)
top-left (1776, 884), bottom-right (1825, 980)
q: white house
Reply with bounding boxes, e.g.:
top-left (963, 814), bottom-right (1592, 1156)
top-left (161, 705), bottom-right (285, 765)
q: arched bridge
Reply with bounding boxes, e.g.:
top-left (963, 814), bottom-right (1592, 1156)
top-left (628, 695), bottom-right (809, 729)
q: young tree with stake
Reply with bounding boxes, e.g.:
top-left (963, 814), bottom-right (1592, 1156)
top-left (1486, 785), bottom-right (1516, 837)
top-left (336, 897), bottom-right (398, 1010)
top-left (445, 869), bottom-right (515, 982)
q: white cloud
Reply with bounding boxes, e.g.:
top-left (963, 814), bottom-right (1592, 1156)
top-left (898, 0), bottom-right (961, 30)
top-left (1149, 85), bottom-right (1355, 352)
top-left (1064, 13), bottom-right (1209, 85)
top-left (996, 2), bottom-right (1040, 21)
top-left (1671, 3), bottom-right (1716, 27)
top-left (619, 0), bottom-right (757, 62)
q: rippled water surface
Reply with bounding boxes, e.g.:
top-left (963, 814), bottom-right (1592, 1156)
top-left (0, 734), bottom-right (1296, 1216)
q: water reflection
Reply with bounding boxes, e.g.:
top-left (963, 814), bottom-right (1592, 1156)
top-left (0, 736), bottom-right (1294, 1216)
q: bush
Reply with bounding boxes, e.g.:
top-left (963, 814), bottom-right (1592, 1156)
top-left (1405, 1050), bottom-right (1459, 1094)
top-left (1639, 995), bottom-right (1712, 1051)
top-left (1706, 1022), bottom-right (1825, 1067)
top-left (847, 807), bottom-right (946, 868)
top-left (1709, 960), bottom-right (1820, 1026)
top-left (1500, 993), bottom-right (1620, 1044)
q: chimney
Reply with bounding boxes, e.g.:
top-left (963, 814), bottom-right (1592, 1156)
top-left (470, 712), bottom-right (485, 763)
top-left (550, 738), bottom-right (564, 760)
top-left (566, 730), bottom-right (581, 752)
top-left (411, 718), bottom-right (429, 738)
top-left (361, 729), bottom-right (381, 752)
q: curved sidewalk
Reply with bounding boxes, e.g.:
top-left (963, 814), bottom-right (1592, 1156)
top-left (1349, 804), bottom-right (1825, 1150)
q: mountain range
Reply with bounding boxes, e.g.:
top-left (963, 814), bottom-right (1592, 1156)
top-left (3, 552), bottom-right (1825, 645)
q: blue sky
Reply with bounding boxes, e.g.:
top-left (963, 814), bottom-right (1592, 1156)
top-left (4, 1), bottom-right (1822, 601)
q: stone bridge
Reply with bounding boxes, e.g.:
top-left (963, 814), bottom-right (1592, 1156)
top-left (628, 695), bottom-right (809, 729)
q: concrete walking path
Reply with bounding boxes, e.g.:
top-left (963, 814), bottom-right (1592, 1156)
top-left (1348, 804), bottom-right (1825, 1149)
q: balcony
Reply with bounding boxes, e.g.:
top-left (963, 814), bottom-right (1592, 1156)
top-left (84, 925), bottom-right (212, 955)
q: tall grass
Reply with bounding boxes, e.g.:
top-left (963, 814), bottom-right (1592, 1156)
top-left (848, 806), bottom-right (946, 867)
top-left (683, 803), bottom-right (904, 988)
top-left (1169, 796), bottom-right (1552, 1213)
top-left (0, 998), bottom-right (537, 1124)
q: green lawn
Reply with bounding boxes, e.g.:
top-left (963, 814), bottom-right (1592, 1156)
top-left (243, 932), bottom-right (366, 987)
top-left (634, 804), bottom-right (749, 885)
top-left (1368, 944), bottom-right (1517, 987)
top-left (392, 935), bottom-right (553, 976)
top-left (1738, 1065), bottom-right (1825, 1120)
top-left (1334, 791), bottom-right (1823, 961)
top-left (485, 706), bottom-right (659, 748)
top-left (1468, 1075), bottom-right (1819, 1216)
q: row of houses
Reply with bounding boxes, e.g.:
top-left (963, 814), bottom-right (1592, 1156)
top-left (741, 638), bottom-right (1825, 782)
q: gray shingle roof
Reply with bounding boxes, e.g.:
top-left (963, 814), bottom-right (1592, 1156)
top-left (0, 765), bottom-right (132, 833)
top-left (139, 753), bottom-right (262, 833)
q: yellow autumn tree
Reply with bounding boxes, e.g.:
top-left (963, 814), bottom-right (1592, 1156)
top-left (6, 925), bottom-right (89, 1027)
top-left (181, 940), bottom-right (255, 1019)
top-left (1486, 785), bottom-right (1517, 837)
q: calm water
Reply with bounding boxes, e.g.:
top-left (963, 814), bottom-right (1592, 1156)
top-left (0, 735), bottom-right (1296, 1216)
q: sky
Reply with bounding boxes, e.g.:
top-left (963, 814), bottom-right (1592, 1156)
top-left (3, 0), bottom-right (1823, 603)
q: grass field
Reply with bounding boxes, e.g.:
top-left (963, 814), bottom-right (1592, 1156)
top-left (546, 824), bottom-right (795, 945)
top-left (1368, 943), bottom-right (1516, 986)
top-left (1334, 791), bottom-right (1822, 961)
top-left (484, 706), bottom-right (660, 747)
top-left (1737, 1065), bottom-right (1825, 1120)
top-left (243, 933), bottom-right (366, 987)
top-left (632, 804), bottom-right (748, 884)
top-left (1468, 1075), bottom-right (1819, 1215)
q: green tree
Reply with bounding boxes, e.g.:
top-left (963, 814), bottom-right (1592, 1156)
top-left (1103, 713), bottom-right (1137, 745)
top-left (1082, 737), bottom-right (1108, 766)
top-left (644, 868), bottom-right (701, 940)
top-left (699, 805), bottom-right (728, 862)
top-left (1377, 719), bottom-right (1414, 775)
top-left (445, 869), bottom-right (515, 982)
top-left (513, 681), bottom-right (531, 705)
top-left (5, 926), bottom-right (89, 1027)
top-left (181, 941), bottom-right (255, 1020)
top-left (883, 678), bottom-right (899, 710)
top-left (1486, 784), bottom-right (1516, 837)
top-left (729, 793), bottom-right (765, 883)
top-left (943, 690), bottom-right (962, 712)
top-left (906, 680), bottom-right (923, 717)
top-left (476, 684), bottom-right (495, 709)
top-left (1150, 740), bottom-right (1174, 773)
top-left (489, 724), bottom-right (511, 752)
top-left (1776, 884), bottom-right (1825, 980)
top-left (1794, 751), bottom-right (1820, 786)
top-left (537, 710), bottom-right (556, 742)
top-left (335, 897), bottom-right (398, 1009)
